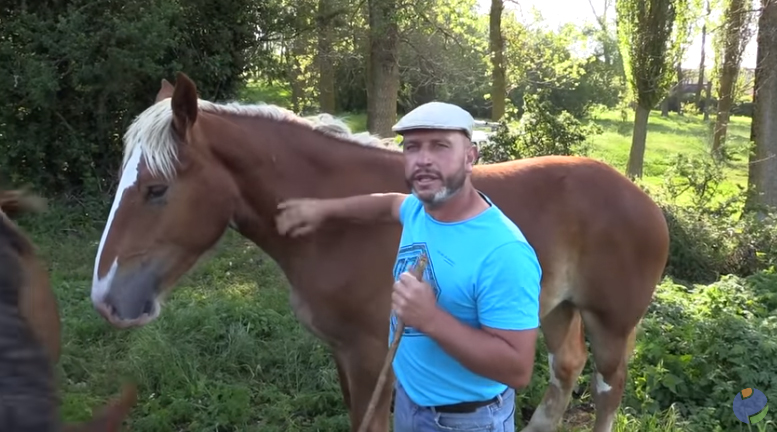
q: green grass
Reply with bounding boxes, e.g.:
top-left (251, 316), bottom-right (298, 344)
top-left (238, 79), bottom-right (293, 108)
top-left (33, 223), bottom-right (349, 432)
top-left (13, 105), bottom-right (772, 431)
top-left (586, 109), bottom-right (751, 199)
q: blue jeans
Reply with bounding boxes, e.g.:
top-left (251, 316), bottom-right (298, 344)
top-left (393, 381), bottom-right (516, 432)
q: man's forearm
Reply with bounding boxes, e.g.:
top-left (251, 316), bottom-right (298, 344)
top-left (423, 308), bottom-right (532, 389)
top-left (322, 193), bottom-right (403, 224)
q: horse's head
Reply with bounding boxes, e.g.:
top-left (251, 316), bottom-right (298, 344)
top-left (91, 73), bottom-right (240, 329)
top-left (0, 187), bottom-right (61, 364)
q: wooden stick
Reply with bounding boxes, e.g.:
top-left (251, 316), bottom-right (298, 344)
top-left (356, 253), bottom-right (429, 432)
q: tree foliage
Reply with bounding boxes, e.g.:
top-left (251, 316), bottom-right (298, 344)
top-left (0, 0), bottom-right (280, 194)
top-left (616, 0), bottom-right (696, 109)
top-left (0, 0), bottom-right (675, 193)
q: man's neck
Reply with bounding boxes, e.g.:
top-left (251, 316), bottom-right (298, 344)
top-left (424, 185), bottom-right (490, 222)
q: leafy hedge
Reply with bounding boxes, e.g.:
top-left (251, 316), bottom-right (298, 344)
top-left (0, 0), bottom-right (266, 195)
top-left (626, 272), bottom-right (777, 431)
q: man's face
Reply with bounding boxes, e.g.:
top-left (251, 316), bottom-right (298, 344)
top-left (400, 129), bottom-right (477, 207)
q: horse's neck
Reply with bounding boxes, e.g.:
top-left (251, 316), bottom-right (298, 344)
top-left (208, 115), bottom-right (406, 270)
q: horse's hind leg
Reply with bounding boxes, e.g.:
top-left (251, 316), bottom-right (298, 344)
top-left (583, 312), bottom-right (639, 432)
top-left (522, 301), bottom-right (587, 432)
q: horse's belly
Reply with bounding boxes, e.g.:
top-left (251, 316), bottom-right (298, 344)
top-left (289, 289), bottom-right (343, 348)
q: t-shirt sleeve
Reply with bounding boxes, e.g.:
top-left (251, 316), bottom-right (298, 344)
top-left (475, 241), bottom-right (542, 331)
top-left (397, 194), bottom-right (418, 225)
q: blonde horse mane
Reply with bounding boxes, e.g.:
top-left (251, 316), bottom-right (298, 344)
top-left (122, 98), bottom-right (401, 179)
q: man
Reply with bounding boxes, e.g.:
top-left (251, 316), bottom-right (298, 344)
top-left (275, 101), bottom-right (541, 432)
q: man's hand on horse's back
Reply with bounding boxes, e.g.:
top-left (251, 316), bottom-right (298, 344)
top-left (276, 198), bottom-right (327, 237)
top-left (276, 193), bottom-right (407, 237)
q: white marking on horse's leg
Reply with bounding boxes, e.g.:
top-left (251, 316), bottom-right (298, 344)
top-left (548, 353), bottom-right (560, 387)
top-left (523, 405), bottom-right (554, 431)
top-left (595, 372), bottom-right (612, 394)
top-left (91, 146), bottom-right (143, 305)
top-left (521, 354), bottom-right (562, 431)
top-left (592, 372), bottom-right (616, 432)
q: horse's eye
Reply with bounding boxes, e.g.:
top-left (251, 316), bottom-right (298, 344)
top-left (145, 185), bottom-right (168, 201)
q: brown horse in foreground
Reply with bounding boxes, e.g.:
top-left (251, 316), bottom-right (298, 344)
top-left (89, 73), bottom-right (669, 432)
top-left (0, 187), bottom-right (137, 431)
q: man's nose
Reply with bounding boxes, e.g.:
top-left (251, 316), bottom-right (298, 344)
top-left (415, 149), bottom-right (434, 165)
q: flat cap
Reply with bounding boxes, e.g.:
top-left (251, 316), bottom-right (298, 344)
top-left (392, 101), bottom-right (474, 139)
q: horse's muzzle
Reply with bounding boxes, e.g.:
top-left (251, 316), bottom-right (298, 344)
top-left (95, 262), bottom-right (161, 328)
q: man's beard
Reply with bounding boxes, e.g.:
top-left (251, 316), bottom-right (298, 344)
top-left (406, 168), bottom-right (467, 208)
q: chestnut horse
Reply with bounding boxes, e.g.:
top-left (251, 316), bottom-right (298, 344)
top-left (0, 187), bottom-right (137, 431)
top-left (89, 73), bottom-right (669, 432)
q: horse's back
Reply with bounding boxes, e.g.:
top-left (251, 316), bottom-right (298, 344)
top-left (473, 155), bottom-right (667, 243)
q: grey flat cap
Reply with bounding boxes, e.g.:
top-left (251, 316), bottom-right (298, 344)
top-left (392, 102), bottom-right (474, 139)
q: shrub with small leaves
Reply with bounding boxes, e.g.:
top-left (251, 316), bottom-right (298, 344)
top-left (479, 94), bottom-right (602, 164)
top-left (626, 272), bottom-right (777, 431)
top-left (641, 153), bottom-right (777, 282)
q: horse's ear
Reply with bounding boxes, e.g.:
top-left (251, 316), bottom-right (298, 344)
top-left (155, 78), bottom-right (175, 102)
top-left (171, 72), bottom-right (199, 137)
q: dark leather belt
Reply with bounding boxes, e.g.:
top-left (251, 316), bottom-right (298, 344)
top-left (432, 395), bottom-right (499, 413)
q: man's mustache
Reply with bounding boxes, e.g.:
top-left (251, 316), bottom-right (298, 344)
top-left (410, 170), bottom-right (442, 180)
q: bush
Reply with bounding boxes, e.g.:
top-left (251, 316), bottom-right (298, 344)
top-left (625, 272), bottom-right (777, 431)
top-left (0, 0), bottom-right (263, 195)
top-left (479, 94), bottom-right (602, 164)
top-left (641, 153), bottom-right (777, 283)
top-left (616, 154), bottom-right (777, 430)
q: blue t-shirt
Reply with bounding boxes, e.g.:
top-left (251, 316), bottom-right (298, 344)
top-left (390, 192), bottom-right (542, 407)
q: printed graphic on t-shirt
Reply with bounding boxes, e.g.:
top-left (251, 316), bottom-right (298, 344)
top-left (391, 242), bottom-right (440, 337)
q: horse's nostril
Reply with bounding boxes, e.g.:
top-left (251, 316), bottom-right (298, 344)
top-left (142, 300), bottom-right (154, 315)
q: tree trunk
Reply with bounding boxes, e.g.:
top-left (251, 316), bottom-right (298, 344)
top-left (676, 63), bottom-right (684, 115)
top-left (746, 0), bottom-right (777, 213)
top-left (626, 104), bottom-right (651, 179)
top-left (704, 81), bottom-right (712, 121)
top-left (587, 0), bottom-right (613, 65)
top-left (712, 69), bottom-right (735, 156)
top-left (366, 0), bottom-right (399, 137)
top-left (362, 3), bottom-right (372, 113)
top-left (317, 0), bottom-right (336, 113)
top-left (489, 0), bottom-right (506, 121)
top-left (287, 40), bottom-right (306, 113)
top-left (711, 0), bottom-right (748, 156)
top-left (696, 1), bottom-right (710, 109)
top-left (696, 24), bottom-right (707, 109)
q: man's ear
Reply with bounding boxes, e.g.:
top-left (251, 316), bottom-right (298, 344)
top-left (466, 141), bottom-right (479, 168)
